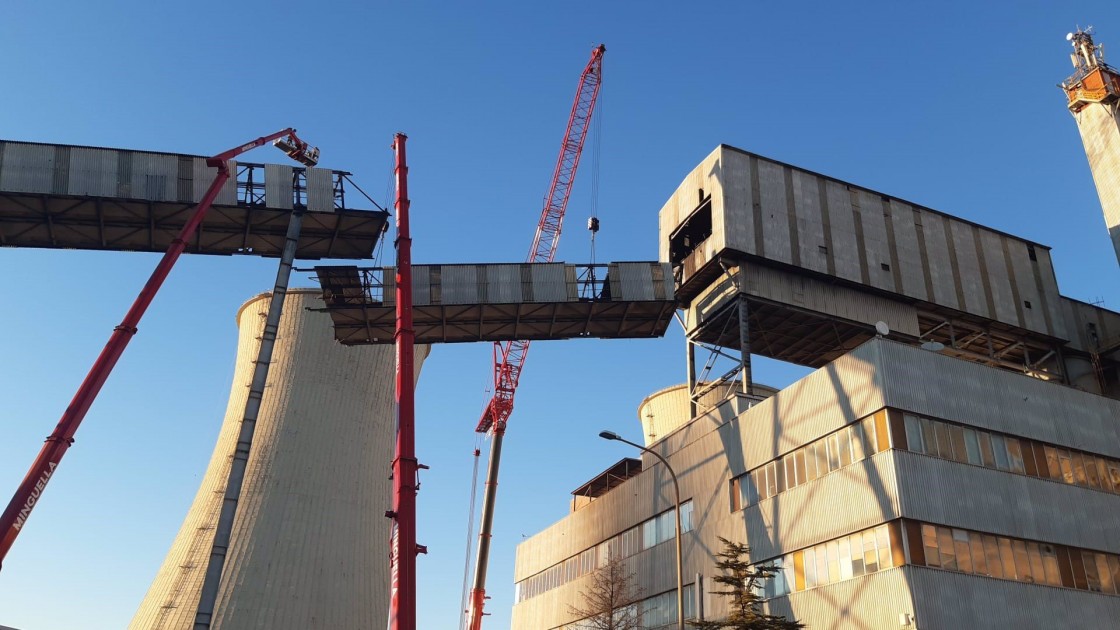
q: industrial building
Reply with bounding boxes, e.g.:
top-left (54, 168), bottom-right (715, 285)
top-left (130, 290), bottom-right (429, 629)
top-left (511, 143), bottom-right (1120, 629)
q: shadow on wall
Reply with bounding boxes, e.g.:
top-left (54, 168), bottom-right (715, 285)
top-left (722, 348), bottom-right (903, 630)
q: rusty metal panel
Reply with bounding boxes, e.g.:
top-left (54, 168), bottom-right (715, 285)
top-left (265, 164), bottom-right (294, 210)
top-left (306, 167), bottom-right (334, 213)
top-left (0, 142), bottom-right (55, 193)
top-left (66, 147), bottom-right (119, 197)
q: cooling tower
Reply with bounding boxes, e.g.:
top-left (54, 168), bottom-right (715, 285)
top-left (130, 289), bottom-right (429, 629)
top-left (637, 382), bottom-right (778, 445)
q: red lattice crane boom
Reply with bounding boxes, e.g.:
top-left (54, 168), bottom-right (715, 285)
top-left (465, 44), bottom-right (605, 630)
top-left (477, 43), bottom-right (605, 435)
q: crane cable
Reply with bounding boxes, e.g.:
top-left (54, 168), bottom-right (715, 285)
top-left (458, 439), bottom-right (484, 630)
top-left (458, 375), bottom-right (492, 630)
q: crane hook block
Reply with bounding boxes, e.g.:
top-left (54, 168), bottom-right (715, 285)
top-left (587, 217), bottom-right (600, 233)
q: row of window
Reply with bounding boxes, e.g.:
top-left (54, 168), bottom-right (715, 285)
top-left (558, 586), bottom-right (698, 630)
top-left (733, 407), bottom-right (1120, 511)
top-left (515, 502), bottom-right (694, 603)
top-left (756, 523), bottom-right (902, 599)
top-left (901, 412), bottom-right (1120, 494)
top-left (731, 411), bottom-right (890, 510)
top-left (913, 522), bottom-right (1120, 595)
top-left (750, 519), bottom-right (1120, 602)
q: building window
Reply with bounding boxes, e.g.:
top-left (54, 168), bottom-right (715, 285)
top-left (896, 410), bottom-right (1120, 498)
top-left (907, 520), bottom-right (1120, 597)
top-left (516, 501), bottom-right (695, 603)
top-left (754, 522), bottom-right (902, 598)
top-left (730, 411), bottom-right (889, 510)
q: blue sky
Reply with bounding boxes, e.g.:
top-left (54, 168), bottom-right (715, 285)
top-left (1, 2), bottom-right (1118, 629)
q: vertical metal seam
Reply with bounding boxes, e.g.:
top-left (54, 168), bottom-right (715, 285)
top-left (784, 167), bottom-right (801, 267)
top-left (849, 189), bottom-right (871, 285)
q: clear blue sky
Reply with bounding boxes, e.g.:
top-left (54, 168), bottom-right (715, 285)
top-left (1, 2), bottom-right (1118, 629)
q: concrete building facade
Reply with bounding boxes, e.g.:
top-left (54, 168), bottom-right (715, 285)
top-left (130, 289), bottom-right (429, 629)
top-left (512, 144), bottom-right (1120, 629)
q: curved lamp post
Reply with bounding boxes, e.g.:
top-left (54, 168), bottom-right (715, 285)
top-left (599, 430), bottom-right (684, 630)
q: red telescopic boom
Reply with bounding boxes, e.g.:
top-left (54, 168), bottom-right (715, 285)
top-left (466, 44), bottom-right (605, 630)
top-left (0, 129), bottom-right (318, 569)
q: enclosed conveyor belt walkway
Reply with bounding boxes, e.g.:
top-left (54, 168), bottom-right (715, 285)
top-left (0, 140), bottom-right (388, 259)
top-left (312, 262), bottom-right (676, 344)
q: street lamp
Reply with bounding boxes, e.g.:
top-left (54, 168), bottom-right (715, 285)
top-left (599, 430), bottom-right (684, 630)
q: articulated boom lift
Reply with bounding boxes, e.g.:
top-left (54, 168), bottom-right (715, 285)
top-left (466, 43), bottom-right (605, 630)
top-left (0, 129), bottom-right (317, 569)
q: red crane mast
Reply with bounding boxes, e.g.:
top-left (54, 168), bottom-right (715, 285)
top-left (466, 43), bottom-right (605, 630)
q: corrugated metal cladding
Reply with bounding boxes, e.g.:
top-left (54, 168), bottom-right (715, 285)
top-left (514, 338), bottom-right (1120, 628)
top-left (0, 142), bottom-right (55, 192)
top-left (514, 341), bottom-right (898, 628)
top-left (876, 339), bottom-right (1120, 457)
top-left (741, 451), bottom-right (901, 560)
top-left (762, 567), bottom-right (914, 630)
top-left (129, 290), bottom-right (430, 630)
top-left (1062, 296), bottom-right (1120, 353)
top-left (910, 565), bottom-right (1120, 629)
top-left (895, 451), bottom-right (1120, 554)
top-left (305, 167), bottom-right (334, 212)
top-left (743, 264), bottom-right (920, 337)
top-left (512, 338), bottom-right (891, 573)
top-left (611, 262), bottom-right (674, 301)
top-left (393, 263), bottom-right (673, 307)
top-left (662, 145), bottom-right (1071, 339)
top-left (265, 164), bottom-right (293, 209)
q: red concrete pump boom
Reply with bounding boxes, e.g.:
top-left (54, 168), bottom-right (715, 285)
top-left (466, 44), bottom-right (605, 630)
top-left (0, 129), bottom-right (318, 569)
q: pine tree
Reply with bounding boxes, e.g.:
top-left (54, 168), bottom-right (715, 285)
top-left (689, 537), bottom-right (805, 630)
top-left (566, 554), bottom-right (644, 630)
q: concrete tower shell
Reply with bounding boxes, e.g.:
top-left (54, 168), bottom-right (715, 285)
top-left (1071, 100), bottom-right (1120, 264)
top-left (637, 382), bottom-right (778, 446)
top-left (130, 289), bottom-right (429, 629)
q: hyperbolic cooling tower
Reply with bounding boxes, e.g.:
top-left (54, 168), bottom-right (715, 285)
top-left (130, 289), bottom-right (429, 629)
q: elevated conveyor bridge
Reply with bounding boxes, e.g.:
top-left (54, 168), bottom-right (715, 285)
top-left (311, 262), bottom-right (676, 345)
top-left (0, 140), bottom-right (388, 259)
